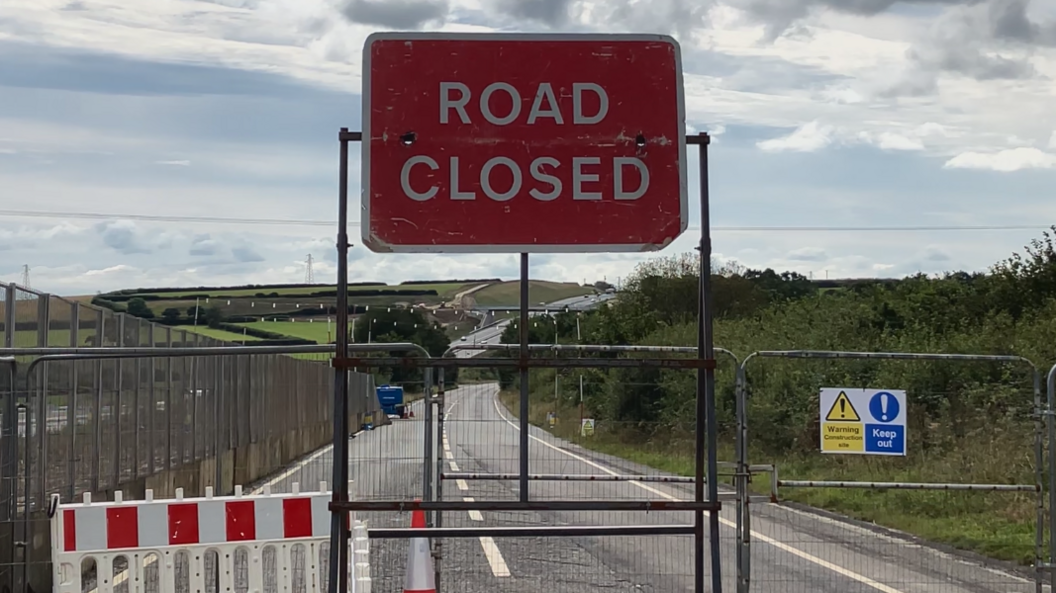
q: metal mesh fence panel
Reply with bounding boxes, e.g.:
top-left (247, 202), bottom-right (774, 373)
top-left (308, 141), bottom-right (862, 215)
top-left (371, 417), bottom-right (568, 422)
top-left (0, 359), bottom-right (17, 593)
top-left (741, 352), bottom-right (1043, 593)
top-left (342, 349), bottom-right (735, 593)
top-left (0, 281), bottom-right (391, 593)
top-left (11, 288), bottom-right (39, 350)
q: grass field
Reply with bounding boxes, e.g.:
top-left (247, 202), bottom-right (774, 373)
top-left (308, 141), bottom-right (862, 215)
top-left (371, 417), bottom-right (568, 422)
top-left (183, 326), bottom-right (264, 343)
top-left (6, 325), bottom-right (193, 347)
top-left (236, 321), bottom-right (333, 344)
top-left (130, 282), bottom-right (475, 300)
top-left (498, 388), bottom-right (1039, 566)
top-left (472, 281), bottom-right (593, 306)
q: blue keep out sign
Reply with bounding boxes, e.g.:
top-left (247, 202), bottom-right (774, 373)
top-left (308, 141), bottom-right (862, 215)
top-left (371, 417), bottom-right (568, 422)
top-left (864, 424), bottom-right (904, 454)
top-left (868, 391), bottom-right (900, 423)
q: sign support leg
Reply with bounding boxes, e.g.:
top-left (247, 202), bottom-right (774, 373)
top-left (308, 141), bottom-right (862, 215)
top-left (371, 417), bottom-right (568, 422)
top-left (519, 252), bottom-right (530, 503)
top-left (694, 133), bottom-right (722, 593)
top-left (329, 128), bottom-right (354, 593)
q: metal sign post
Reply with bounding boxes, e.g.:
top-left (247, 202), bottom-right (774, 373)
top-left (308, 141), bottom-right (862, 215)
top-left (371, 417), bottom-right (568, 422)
top-left (333, 30), bottom-right (722, 593)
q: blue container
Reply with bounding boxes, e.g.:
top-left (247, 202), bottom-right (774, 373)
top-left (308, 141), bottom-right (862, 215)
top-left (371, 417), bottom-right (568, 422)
top-left (376, 384), bottom-right (405, 417)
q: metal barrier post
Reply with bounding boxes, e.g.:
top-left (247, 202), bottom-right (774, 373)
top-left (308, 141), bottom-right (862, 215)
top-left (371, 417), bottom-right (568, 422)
top-left (66, 303), bottom-right (78, 500)
top-left (1048, 363), bottom-right (1056, 590)
top-left (0, 356), bottom-right (15, 593)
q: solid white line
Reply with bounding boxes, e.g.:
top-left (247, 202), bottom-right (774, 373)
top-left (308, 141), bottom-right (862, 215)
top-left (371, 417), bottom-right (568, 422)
top-left (456, 479), bottom-right (469, 491)
top-left (480, 536), bottom-right (511, 577)
top-left (491, 395), bottom-right (906, 593)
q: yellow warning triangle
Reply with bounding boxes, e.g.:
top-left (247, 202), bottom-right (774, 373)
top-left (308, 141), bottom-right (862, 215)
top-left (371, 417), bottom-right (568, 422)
top-left (825, 391), bottom-right (861, 422)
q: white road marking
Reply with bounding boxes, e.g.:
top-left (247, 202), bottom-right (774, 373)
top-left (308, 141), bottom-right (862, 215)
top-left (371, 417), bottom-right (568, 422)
top-left (464, 497), bottom-right (484, 521)
top-left (443, 395), bottom-right (511, 578)
top-left (491, 395), bottom-right (907, 593)
top-left (480, 536), bottom-right (511, 577)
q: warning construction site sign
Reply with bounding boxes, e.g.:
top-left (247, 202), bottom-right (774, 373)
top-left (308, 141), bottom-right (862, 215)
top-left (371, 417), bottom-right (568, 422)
top-left (819, 388), bottom-right (907, 456)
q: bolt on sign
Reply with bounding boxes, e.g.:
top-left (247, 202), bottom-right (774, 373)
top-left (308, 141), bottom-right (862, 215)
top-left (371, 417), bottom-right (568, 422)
top-left (819, 388), bottom-right (907, 456)
top-left (361, 32), bottom-right (688, 253)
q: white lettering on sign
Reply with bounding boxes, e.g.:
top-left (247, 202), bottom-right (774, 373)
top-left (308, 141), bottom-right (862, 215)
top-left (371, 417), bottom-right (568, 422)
top-left (450, 157), bottom-right (474, 201)
top-left (573, 157), bottom-right (601, 201)
top-left (871, 429), bottom-right (897, 440)
top-left (439, 82), bottom-right (471, 124)
top-left (439, 81), bottom-right (609, 126)
top-left (401, 156), bottom-right (439, 201)
top-left (480, 157), bottom-right (522, 201)
top-left (529, 157), bottom-right (561, 201)
top-left (573, 83), bottom-right (608, 125)
top-left (398, 156), bottom-right (650, 203)
top-left (614, 157), bottom-right (649, 201)
top-left (528, 83), bottom-right (562, 125)
top-left (480, 83), bottom-right (521, 126)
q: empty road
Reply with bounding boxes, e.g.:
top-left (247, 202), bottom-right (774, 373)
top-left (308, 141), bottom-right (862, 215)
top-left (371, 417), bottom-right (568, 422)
top-left (455, 293), bottom-right (617, 359)
top-left (264, 384), bottom-right (1040, 592)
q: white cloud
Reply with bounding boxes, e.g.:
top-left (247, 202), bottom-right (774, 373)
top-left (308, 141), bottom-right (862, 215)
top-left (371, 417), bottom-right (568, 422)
top-left (1, 0), bottom-right (1056, 296)
top-left (859, 132), bottom-right (925, 151)
top-left (943, 147), bottom-right (1056, 171)
top-left (757, 121), bottom-right (834, 152)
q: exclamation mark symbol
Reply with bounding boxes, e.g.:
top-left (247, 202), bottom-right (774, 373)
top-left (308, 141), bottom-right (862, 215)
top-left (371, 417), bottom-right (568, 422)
top-left (880, 393), bottom-right (889, 421)
top-left (839, 399), bottom-right (845, 418)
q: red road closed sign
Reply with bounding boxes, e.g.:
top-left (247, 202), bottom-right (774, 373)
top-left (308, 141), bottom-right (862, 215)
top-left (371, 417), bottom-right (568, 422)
top-left (361, 33), bottom-right (688, 253)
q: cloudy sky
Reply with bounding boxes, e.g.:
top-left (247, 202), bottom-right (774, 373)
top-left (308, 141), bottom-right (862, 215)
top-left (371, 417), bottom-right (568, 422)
top-left (2, 0), bottom-right (1055, 296)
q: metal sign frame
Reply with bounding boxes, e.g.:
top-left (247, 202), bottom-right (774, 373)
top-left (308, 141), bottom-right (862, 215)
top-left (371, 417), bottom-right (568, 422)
top-left (330, 125), bottom-right (720, 593)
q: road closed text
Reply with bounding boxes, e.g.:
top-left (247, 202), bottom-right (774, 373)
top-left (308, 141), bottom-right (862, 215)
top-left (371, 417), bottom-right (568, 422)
top-left (399, 82), bottom-right (651, 203)
top-left (400, 155), bottom-right (650, 202)
top-left (362, 34), bottom-right (685, 251)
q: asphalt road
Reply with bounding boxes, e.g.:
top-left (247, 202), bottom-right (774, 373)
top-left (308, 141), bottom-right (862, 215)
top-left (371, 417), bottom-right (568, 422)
top-left (265, 385), bottom-right (1042, 592)
top-left (454, 293), bottom-right (617, 359)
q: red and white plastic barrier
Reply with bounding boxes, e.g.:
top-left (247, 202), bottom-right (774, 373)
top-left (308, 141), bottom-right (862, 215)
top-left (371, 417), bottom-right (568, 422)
top-left (51, 482), bottom-right (371, 593)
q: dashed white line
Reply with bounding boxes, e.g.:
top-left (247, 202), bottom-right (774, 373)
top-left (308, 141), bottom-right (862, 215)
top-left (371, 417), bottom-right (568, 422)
top-left (445, 395), bottom-right (511, 579)
top-left (464, 497), bottom-right (484, 521)
top-left (480, 536), bottom-right (511, 577)
top-left (491, 394), bottom-right (908, 593)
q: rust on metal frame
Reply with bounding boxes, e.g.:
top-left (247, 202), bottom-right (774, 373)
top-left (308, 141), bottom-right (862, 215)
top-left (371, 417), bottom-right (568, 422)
top-left (331, 356), bottom-right (717, 370)
top-left (330, 500), bottom-right (722, 512)
top-left (368, 525), bottom-right (697, 539)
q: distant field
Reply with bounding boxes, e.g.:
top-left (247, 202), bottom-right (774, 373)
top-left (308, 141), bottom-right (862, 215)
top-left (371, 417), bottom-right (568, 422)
top-left (236, 321), bottom-right (333, 344)
top-left (180, 326), bottom-right (263, 343)
top-left (472, 281), bottom-right (593, 306)
top-left (131, 282), bottom-right (473, 300)
top-left (6, 325), bottom-right (186, 348)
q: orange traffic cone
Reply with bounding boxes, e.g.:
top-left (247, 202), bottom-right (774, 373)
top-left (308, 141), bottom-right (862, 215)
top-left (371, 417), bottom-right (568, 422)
top-left (403, 502), bottom-right (435, 593)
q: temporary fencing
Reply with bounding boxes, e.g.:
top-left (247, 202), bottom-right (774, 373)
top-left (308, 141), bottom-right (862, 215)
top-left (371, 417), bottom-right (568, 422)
top-left (739, 350), bottom-right (1045, 593)
top-left (0, 281), bottom-right (413, 593)
top-left (341, 341), bottom-right (1056, 593)
top-left (51, 481), bottom-right (370, 593)
top-left (330, 342), bottom-right (736, 593)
